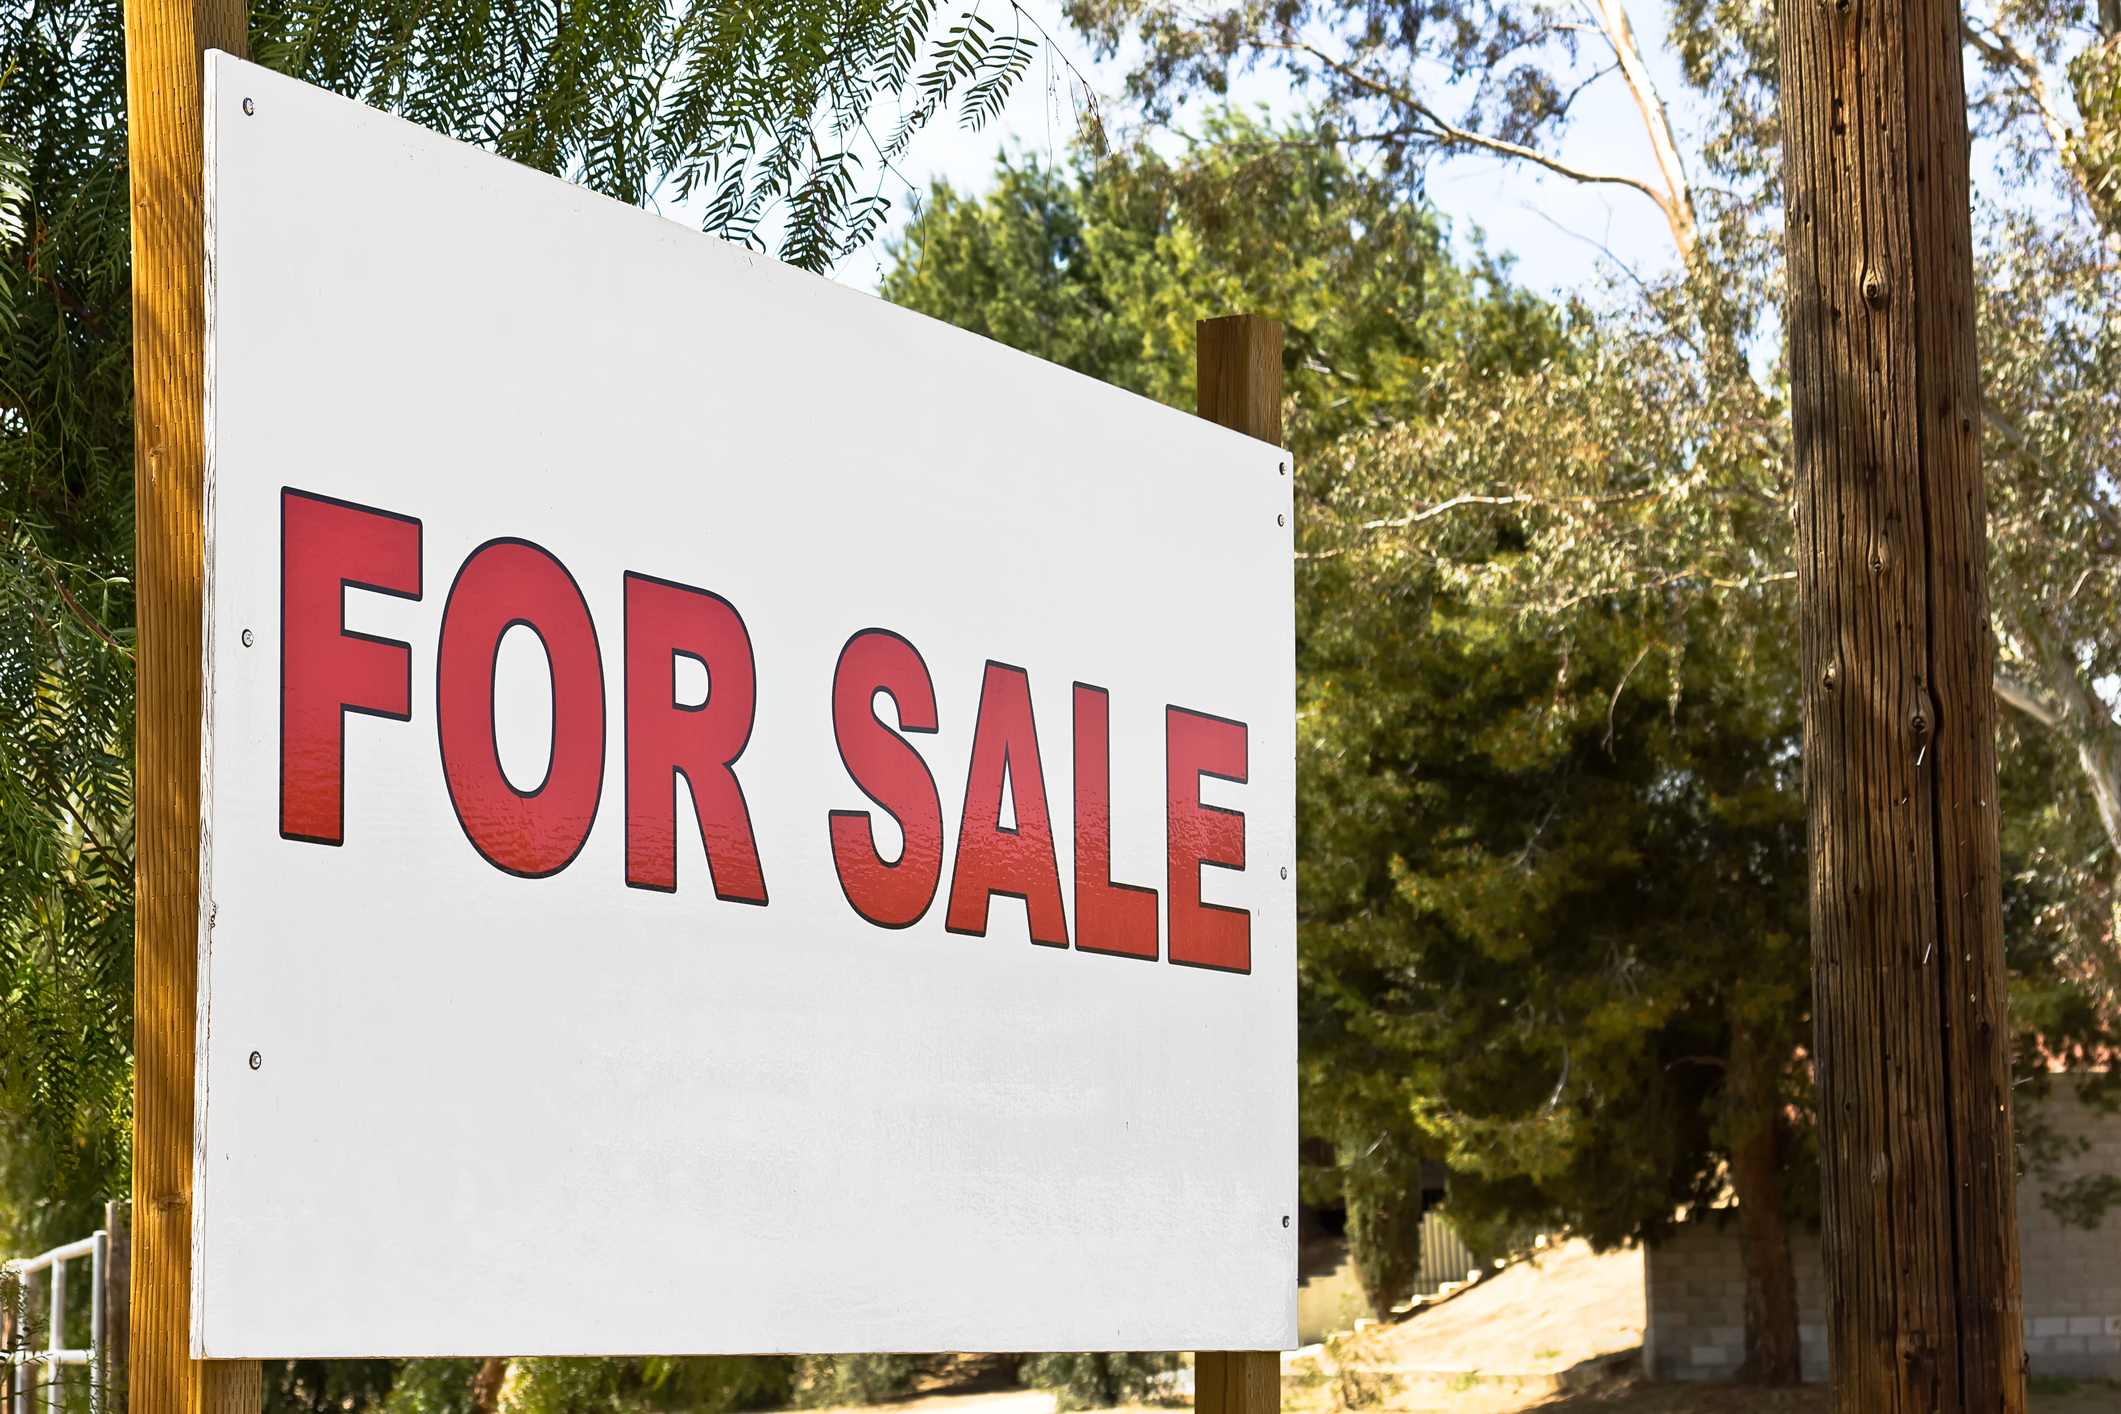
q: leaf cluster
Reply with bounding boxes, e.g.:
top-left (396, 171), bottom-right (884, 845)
top-left (882, 107), bottom-right (1564, 454)
top-left (253, 0), bottom-right (1044, 270)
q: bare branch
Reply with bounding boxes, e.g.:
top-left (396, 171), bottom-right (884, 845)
top-left (1984, 397), bottom-right (2121, 544)
top-left (1962, 17), bottom-right (2095, 213)
top-left (1604, 642), bottom-right (1654, 751)
top-left (1279, 39), bottom-right (1686, 231)
top-left (1584, 0), bottom-right (1697, 256)
top-left (1996, 671), bottom-right (2063, 729)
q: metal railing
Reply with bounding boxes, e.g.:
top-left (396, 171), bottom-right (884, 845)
top-left (1413, 1210), bottom-right (1478, 1295)
top-left (6, 1230), bottom-right (107, 1414)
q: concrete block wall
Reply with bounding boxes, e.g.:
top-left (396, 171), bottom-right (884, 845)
top-left (1642, 1214), bottom-right (1827, 1382)
top-left (2020, 1077), bottom-right (2121, 1376)
top-left (1645, 1077), bottom-right (2121, 1382)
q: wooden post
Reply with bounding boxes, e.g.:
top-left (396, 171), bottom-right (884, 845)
top-left (1196, 316), bottom-right (1283, 449)
top-left (125, 0), bottom-right (259, 1408)
top-left (105, 1201), bottom-right (131, 1414)
top-left (1780, 0), bottom-right (2025, 1403)
top-left (1192, 313), bottom-right (1283, 1414)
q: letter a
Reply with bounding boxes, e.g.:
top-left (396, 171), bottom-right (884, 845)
top-left (946, 662), bottom-right (1068, 946)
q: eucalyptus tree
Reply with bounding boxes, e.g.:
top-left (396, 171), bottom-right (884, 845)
top-left (1058, 0), bottom-right (2121, 922)
top-left (1047, 0), bottom-right (2121, 1385)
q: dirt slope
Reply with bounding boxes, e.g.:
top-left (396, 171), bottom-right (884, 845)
top-left (1345, 1239), bottom-right (1644, 1375)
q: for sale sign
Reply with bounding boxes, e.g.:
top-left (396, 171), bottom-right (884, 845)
top-left (198, 53), bottom-right (1295, 1357)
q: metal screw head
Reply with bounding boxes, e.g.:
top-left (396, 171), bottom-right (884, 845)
top-left (1277, 514), bottom-right (1285, 527)
top-left (1279, 463), bottom-right (1287, 475)
top-left (1282, 1215), bottom-right (1291, 1228)
top-left (1280, 866), bottom-right (1289, 880)
top-left (248, 1051), bottom-right (261, 1070)
top-left (242, 97), bottom-right (255, 116)
top-left (241, 628), bottom-right (254, 647)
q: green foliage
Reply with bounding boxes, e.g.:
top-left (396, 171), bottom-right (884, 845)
top-left (1018, 1353), bottom-right (1180, 1411)
top-left (264, 1360), bottom-right (398, 1414)
top-left (2069, 34), bottom-right (2121, 229)
top-left (881, 108), bottom-right (1565, 452)
top-left (500, 1358), bottom-right (797, 1414)
top-left (0, 533), bottom-right (134, 1248)
top-left (381, 1361), bottom-right (485, 1414)
top-left (251, 0), bottom-right (1043, 270)
top-left (0, 0), bottom-right (137, 1232)
top-left (790, 1355), bottom-right (921, 1408)
top-left (1296, 533), bottom-right (1814, 1250)
top-left (1337, 1128), bottom-right (1425, 1313)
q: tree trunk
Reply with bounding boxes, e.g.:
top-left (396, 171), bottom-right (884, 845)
top-left (1780, 0), bottom-right (2027, 1397)
top-left (472, 1359), bottom-right (511, 1414)
top-left (1727, 1021), bottom-right (1801, 1386)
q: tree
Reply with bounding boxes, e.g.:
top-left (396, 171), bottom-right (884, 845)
top-left (1058, 0), bottom-right (2121, 994)
top-left (881, 109), bottom-right (1564, 457)
top-left (1296, 502), bottom-right (1815, 1378)
top-left (1043, 0), bottom-right (2121, 1382)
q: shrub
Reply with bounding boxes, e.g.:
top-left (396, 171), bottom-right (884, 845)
top-left (1018, 1353), bottom-right (1181, 1411)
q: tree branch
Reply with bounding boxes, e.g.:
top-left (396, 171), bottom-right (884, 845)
top-left (1962, 17), bottom-right (2097, 214)
top-left (1279, 39), bottom-right (1685, 228)
top-left (1583, 0), bottom-right (1697, 257)
top-left (1996, 671), bottom-right (2063, 729)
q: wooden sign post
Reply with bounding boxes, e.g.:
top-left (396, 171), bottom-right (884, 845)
top-left (1195, 313), bottom-right (1284, 1414)
top-left (1780, 0), bottom-right (2025, 1404)
top-left (125, 0), bottom-right (260, 1409)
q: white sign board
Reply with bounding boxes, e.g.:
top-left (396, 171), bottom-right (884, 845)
top-left (199, 52), bottom-right (1295, 1358)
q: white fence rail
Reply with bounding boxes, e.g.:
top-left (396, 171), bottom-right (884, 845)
top-left (6, 1230), bottom-right (108, 1414)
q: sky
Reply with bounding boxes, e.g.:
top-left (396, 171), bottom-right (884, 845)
top-left (790, 0), bottom-right (2083, 309)
top-left (818, 0), bottom-right (1699, 300)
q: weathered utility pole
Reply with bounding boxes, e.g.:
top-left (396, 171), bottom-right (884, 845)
top-left (1780, 0), bottom-right (2025, 1403)
top-left (126, 0), bottom-right (261, 1407)
top-left (1194, 312), bottom-right (1284, 1414)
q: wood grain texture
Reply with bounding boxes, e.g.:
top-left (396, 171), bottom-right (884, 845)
top-left (201, 1361), bottom-right (258, 1414)
top-left (1194, 1351), bottom-right (1278, 1414)
top-left (1194, 316), bottom-right (1286, 1407)
top-left (1779, 0), bottom-right (2024, 1401)
top-left (1195, 317), bottom-right (1284, 450)
top-left (125, 0), bottom-right (252, 1410)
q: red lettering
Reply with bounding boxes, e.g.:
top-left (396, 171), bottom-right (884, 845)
top-left (280, 488), bottom-right (422, 845)
top-left (1072, 683), bottom-right (1157, 959)
top-left (436, 539), bottom-right (605, 877)
top-left (830, 630), bottom-right (944, 928)
top-left (1166, 706), bottom-right (1247, 972)
top-left (945, 662), bottom-right (1067, 946)
top-left (623, 573), bottom-right (766, 901)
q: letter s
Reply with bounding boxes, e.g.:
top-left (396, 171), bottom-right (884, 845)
top-left (829, 630), bottom-right (943, 929)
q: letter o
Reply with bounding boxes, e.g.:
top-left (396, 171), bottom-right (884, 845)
top-left (436, 539), bottom-right (606, 877)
